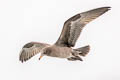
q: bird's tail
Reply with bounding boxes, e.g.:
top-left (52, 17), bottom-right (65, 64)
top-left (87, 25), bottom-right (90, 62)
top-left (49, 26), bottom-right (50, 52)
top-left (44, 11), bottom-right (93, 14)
top-left (73, 45), bottom-right (90, 57)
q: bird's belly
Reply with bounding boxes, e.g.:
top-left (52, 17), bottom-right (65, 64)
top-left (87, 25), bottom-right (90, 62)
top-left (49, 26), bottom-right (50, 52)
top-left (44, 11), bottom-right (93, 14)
top-left (48, 47), bottom-right (72, 58)
top-left (49, 52), bottom-right (71, 58)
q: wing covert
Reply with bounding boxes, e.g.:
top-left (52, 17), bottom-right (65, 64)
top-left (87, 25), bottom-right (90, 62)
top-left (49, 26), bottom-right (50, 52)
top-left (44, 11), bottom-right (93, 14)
top-left (55, 7), bottom-right (111, 47)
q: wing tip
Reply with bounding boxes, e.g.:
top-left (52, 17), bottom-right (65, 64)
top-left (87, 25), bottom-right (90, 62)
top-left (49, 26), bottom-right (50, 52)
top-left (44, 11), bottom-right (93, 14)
top-left (101, 6), bottom-right (111, 15)
top-left (96, 6), bottom-right (111, 9)
top-left (19, 49), bottom-right (27, 63)
top-left (105, 6), bottom-right (111, 10)
top-left (99, 6), bottom-right (111, 12)
top-left (102, 6), bottom-right (111, 9)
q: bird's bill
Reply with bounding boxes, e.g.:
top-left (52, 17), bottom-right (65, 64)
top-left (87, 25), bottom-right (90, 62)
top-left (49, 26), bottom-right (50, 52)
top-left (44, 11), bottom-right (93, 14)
top-left (39, 55), bottom-right (43, 60)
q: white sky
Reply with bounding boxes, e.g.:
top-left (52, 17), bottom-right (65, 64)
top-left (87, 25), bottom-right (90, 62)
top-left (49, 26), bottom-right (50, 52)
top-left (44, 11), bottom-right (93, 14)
top-left (0, 0), bottom-right (120, 80)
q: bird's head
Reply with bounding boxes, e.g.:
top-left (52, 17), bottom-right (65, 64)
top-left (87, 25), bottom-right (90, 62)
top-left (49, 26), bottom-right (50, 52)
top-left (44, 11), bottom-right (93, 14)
top-left (39, 47), bottom-right (51, 60)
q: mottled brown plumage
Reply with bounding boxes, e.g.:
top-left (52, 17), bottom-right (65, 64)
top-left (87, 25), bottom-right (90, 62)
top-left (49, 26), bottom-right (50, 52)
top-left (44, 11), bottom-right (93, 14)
top-left (19, 7), bottom-right (111, 62)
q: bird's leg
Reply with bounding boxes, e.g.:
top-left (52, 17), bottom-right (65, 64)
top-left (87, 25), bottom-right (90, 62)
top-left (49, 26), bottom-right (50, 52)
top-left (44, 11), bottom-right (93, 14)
top-left (75, 56), bottom-right (83, 61)
top-left (67, 51), bottom-right (83, 61)
top-left (67, 56), bottom-right (83, 61)
top-left (67, 57), bottom-right (76, 61)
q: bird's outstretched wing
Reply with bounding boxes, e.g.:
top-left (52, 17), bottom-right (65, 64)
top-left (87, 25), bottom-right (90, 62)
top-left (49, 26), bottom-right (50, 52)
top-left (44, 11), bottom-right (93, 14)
top-left (55, 7), bottom-right (111, 47)
top-left (19, 42), bottom-right (50, 62)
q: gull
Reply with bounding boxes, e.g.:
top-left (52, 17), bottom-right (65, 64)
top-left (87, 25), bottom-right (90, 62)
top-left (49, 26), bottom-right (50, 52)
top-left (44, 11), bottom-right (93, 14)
top-left (19, 7), bottom-right (111, 62)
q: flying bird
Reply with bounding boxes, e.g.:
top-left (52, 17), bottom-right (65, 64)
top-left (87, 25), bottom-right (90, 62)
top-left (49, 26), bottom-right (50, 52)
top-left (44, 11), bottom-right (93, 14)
top-left (19, 7), bottom-right (111, 62)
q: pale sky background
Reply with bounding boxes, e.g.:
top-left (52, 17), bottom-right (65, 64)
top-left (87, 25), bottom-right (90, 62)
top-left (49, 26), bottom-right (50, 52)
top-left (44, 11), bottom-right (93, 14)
top-left (0, 0), bottom-right (120, 80)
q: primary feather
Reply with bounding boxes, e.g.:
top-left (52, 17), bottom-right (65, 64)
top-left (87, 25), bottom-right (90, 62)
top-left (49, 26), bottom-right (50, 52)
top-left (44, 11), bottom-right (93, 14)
top-left (19, 42), bottom-right (50, 62)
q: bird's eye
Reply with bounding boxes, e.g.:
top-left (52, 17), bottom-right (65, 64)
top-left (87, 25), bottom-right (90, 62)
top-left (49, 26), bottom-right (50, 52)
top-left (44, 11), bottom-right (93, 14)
top-left (43, 49), bottom-right (51, 55)
top-left (43, 50), bottom-right (48, 54)
top-left (43, 52), bottom-right (46, 54)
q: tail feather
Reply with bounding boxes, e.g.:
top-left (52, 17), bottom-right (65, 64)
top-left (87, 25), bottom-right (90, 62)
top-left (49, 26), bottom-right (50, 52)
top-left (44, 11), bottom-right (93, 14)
top-left (74, 45), bottom-right (90, 56)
